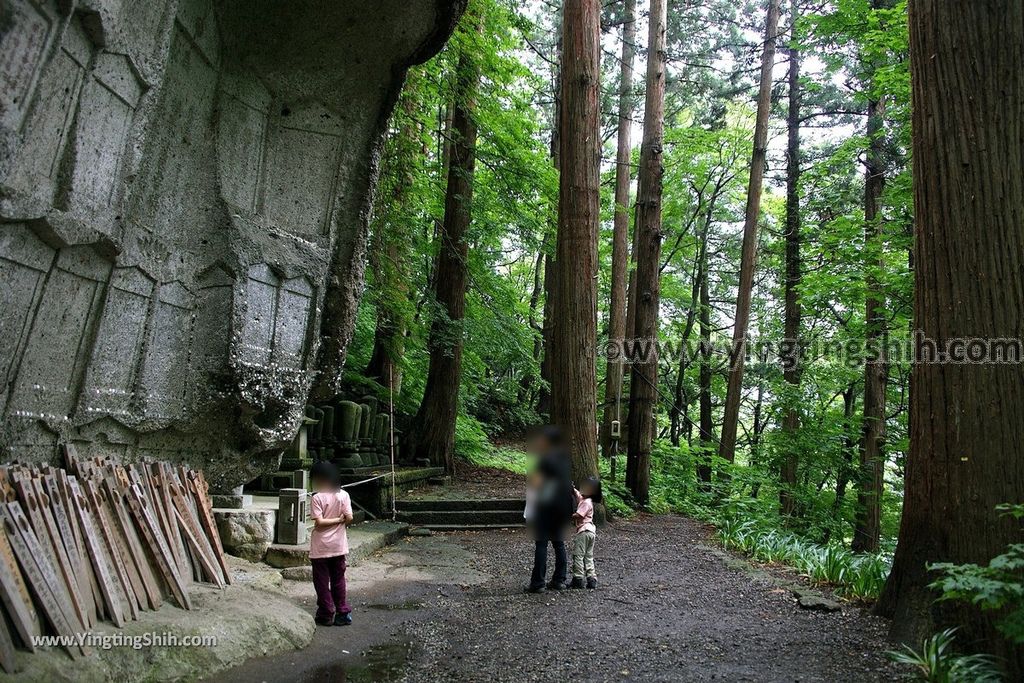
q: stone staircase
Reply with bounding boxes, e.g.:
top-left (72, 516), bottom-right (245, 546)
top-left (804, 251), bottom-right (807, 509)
top-left (395, 498), bottom-right (526, 531)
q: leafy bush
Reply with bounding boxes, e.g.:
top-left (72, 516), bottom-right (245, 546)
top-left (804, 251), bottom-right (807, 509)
top-left (929, 504), bottom-right (1024, 645)
top-left (454, 415), bottom-right (500, 462)
top-left (887, 629), bottom-right (1002, 683)
top-left (715, 505), bottom-right (890, 600)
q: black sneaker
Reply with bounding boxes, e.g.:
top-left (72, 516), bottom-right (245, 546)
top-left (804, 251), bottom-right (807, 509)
top-left (570, 577), bottom-right (585, 589)
top-left (315, 616), bottom-right (334, 626)
top-left (546, 579), bottom-right (567, 590)
top-left (586, 577), bottom-right (597, 590)
top-left (334, 612), bottom-right (352, 626)
top-left (526, 584), bottom-right (547, 593)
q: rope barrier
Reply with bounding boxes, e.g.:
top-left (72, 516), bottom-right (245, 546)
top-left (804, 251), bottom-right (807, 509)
top-left (339, 472), bottom-right (394, 489)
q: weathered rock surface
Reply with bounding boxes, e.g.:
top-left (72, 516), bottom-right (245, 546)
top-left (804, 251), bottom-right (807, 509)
top-left (215, 508), bottom-right (275, 562)
top-left (0, 557), bottom-right (310, 682)
top-left (0, 0), bottom-right (465, 490)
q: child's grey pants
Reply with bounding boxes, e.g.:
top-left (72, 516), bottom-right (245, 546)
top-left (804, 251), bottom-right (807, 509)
top-left (571, 530), bottom-right (596, 579)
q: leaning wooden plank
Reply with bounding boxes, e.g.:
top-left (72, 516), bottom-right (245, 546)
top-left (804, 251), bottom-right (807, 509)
top-left (8, 473), bottom-right (83, 632)
top-left (177, 482), bottom-right (225, 586)
top-left (53, 470), bottom-right (103, 625)
top-left (152, 464), bottom-right (189, 579)
top-left (102, 478), bottom-right (162, 611)
top-left (67, 479), bottom-right (126, 627)
top-left (42, 474), bottom-right (96, 628)
top-left (189, 471), bottom-right (233, 584)
top-left (0, 606), bottom-right (17, 674)
top-left (30, 477), bottom-right (89, 630)
top-left (85, 481), bottom-right (140, 620)
top-left (171, 481), bottom-right (223, 586)
top-left (172, 506), bottom-right (224, 589)
top-left (125, 484), bottom-right (191, 610)
top-left (9, 474), bottom-right (59, 571)
top-left (0, 526), bottom-right (38, 650)
top-left (137, 465), bottom-right (181, 577)
top-left (1, 503), bottom-right (87, 658)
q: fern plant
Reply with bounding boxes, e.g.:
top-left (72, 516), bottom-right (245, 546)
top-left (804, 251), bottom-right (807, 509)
top-left (887, 629), bottom-right (1002, 682)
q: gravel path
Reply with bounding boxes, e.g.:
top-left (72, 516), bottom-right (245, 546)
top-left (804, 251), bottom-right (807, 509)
top-left (212, 514), bottom-right (905, 682)
top-left (400, 515), bottom-right (904, 682)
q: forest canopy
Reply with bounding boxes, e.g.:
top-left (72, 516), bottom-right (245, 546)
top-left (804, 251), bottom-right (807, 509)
top-left (342, 0), bottom-right (1022, 677)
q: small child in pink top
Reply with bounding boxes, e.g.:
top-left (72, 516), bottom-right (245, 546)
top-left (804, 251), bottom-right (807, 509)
top-left (308, 461), bottom-right (354, 626)
top-left (570, 476), bottom-right (601, 590)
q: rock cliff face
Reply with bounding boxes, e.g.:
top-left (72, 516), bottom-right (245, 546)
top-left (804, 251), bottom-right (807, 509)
top-left (0, 0), bottom-right (464, 489)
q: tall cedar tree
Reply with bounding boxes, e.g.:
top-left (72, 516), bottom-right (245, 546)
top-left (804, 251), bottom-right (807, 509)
top-left (779, 0), bottom-right (801, 517)
top-left (877, 1), bottom-right (1024, 676)
top-left (697, 241), bottom-right (714, 484)
top-left (852, 0), bottom-right (891, 553)
top-left (365, 96), bottom-right (419, 396)
top-left (718, 0), bottom-right (782, 464)
top-left (551, 0), bottom-right (601, 482)
top-left (407, 48), bottom-right (479, 472)
top-left (625, 0), bottom-right (667, 505)
top-left (600, 0), bottom-right (637, 461)
top-left (537, 22), bottom-right (562, 420)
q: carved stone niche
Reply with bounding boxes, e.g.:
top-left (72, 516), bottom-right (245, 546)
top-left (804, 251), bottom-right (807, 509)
top-left (78, 265), bottom-right (155, 421)
top-left (237, 263), bottom-right (278, 367)
top-left (190, 263), bottom-right (234, 404)
top-left (235, 263), bottom-right (315, 371)
top-left (1, 11), bottom-right (90, 208)
top-left (258, 102), bottom-right (345, 239)
top-left (216, 71), bottom-right (271, 215)
top-left (1, 235), bottom-right (112, 454)
top-left (0, 0), bottom-right (62, 132)
top-left (0, 225), bottom-right (54, 418)
top-left (61, 51), bottom-right (146, 213)
top-left (139, 280), bottom-right (194, 422)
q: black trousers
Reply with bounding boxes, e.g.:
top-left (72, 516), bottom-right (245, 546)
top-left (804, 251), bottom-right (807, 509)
top-left (530, 536), bottom-right (567, 588)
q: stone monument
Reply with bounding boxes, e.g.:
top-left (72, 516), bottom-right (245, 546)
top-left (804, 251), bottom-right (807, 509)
top-left (0, 0), bottom-right (466, 492)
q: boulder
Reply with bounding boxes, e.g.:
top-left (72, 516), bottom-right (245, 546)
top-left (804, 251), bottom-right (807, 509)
top-left (215, 508), bottom-right (275, 562)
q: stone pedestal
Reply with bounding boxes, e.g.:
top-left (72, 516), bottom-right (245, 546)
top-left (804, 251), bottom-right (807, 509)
top-left (276, 488), bottom-right (308, 545)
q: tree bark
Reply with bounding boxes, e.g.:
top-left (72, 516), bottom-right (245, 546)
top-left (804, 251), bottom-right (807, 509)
top-left (624, 0), bottom-right (667, 506)
top-left (365, 238), bottom-right (407, 396)
top-left (365, 94), bottom-right (420, 397)
top-left (779, 0), bottom-right (802, 517)
top-left (852, 3), bottom-right (889, 552)
top-left (551, 0), bottom-right (601, 482)
top-left (600, 0), bottom-right (637, 462)
top-left (718, 0), bottom-right (781, 464)
top-left (876, 2), bottom-right (1024, 676)
top-left (518, 245), bottom-right (546, 402)
top-left (407, 49), bottom-right (479, 472)
top-left (537, 26), bottom-right (562, 421)
top-left (697, 247), bottom-right (714, 485)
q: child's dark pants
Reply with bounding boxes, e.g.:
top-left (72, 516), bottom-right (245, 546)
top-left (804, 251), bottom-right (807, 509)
top-left (311, 555), bottom-right (351, 620)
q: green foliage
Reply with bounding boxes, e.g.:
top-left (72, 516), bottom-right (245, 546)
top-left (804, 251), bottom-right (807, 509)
top-left (714, 502), bottom-right (890, 601)
top-left (887, 629), bottom-right (1003, 683)
top-left (929, 505), bottom-right (1024, 645)
top-left (350, 0), bottom-right (919, 593)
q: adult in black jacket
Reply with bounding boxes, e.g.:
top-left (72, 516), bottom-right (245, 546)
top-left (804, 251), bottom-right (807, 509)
top-left (527, 426), bottom-right (575, 592)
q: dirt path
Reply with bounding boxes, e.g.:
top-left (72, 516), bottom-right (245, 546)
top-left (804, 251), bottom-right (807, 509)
top-left (211, 516), bottom-right (903, 682)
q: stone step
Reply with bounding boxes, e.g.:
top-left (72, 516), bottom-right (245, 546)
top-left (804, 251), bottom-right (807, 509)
top-left (395, 509), bottom-right (525, 527)
top-left (396, 498), bottom-right (526, 512)
top-left (413, 523), bottom-right (526, 532)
